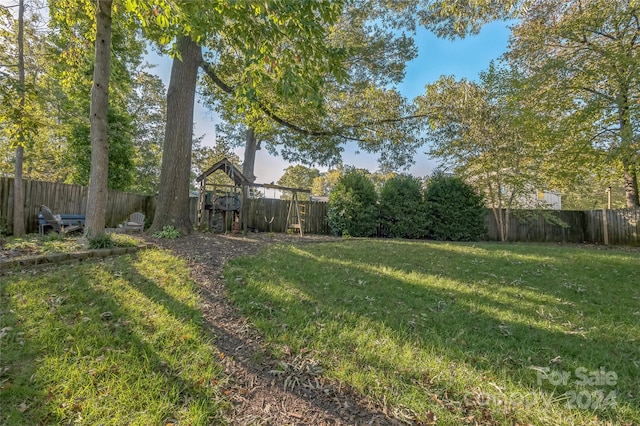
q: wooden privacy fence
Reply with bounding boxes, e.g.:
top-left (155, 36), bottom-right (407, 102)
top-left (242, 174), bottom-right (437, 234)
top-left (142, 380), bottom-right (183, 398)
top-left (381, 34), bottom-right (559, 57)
top-left (0, 177), bottom-right (155, 234)
top-left (194, 197), bottom-right (329, 235)
top-left (3, 176), bottom-right (637, 245)
top-left (485, 208), bottom-right (640, 246)
top-left (245, 198), bottom-right (329, 234)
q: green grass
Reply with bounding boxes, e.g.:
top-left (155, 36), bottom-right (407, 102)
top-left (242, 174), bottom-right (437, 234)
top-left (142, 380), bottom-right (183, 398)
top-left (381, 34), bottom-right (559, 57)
top-left (2, 232), bottom-right (139, 257)
top-left (225, 240), bottom-right (640, 425)
top-left (0, 249), bottom-right (229, 425)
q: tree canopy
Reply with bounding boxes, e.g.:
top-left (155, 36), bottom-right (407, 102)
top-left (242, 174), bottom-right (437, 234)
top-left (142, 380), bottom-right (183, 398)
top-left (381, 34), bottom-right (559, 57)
top-left (277, 165), bottom-right (321, 200)
top-left (417, 68), bottom-right (528, 240)
top-left (196, 0), bottom-right (526, 178)
top-left (506, 0), bottom-right (639, 207)
top-left (11, 0), bottom-right (636, 236)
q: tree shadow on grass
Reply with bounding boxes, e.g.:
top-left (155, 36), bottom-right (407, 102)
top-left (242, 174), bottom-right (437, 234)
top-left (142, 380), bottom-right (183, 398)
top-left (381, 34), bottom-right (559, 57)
top-left (224, 241), bottom-right (640, 425)
top-left (142, 234), bottom-right (404, 424)
top-left (114, 251), bottom-right (399, 425)
top-left (313, 240), bottom-right (640, 335)
top-left (194, 269), bottom-right (400, 425)
top-left (0, 255), bottom-right (228, 425)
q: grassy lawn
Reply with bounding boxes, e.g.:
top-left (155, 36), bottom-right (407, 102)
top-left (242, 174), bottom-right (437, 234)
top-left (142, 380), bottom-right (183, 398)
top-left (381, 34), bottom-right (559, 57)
top-left (225, 240), bottom-right (640, 425)
top-left (0, 249), bottom-right (229, 425)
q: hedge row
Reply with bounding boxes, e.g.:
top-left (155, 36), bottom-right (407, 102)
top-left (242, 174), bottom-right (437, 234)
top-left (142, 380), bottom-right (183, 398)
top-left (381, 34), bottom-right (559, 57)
top-left (328, 170), bottom-right (486, 241)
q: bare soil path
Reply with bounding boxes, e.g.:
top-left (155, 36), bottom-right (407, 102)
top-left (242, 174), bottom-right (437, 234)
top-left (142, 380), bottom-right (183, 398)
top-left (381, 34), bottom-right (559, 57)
top-left (144, 233), bottom-right (410, 426)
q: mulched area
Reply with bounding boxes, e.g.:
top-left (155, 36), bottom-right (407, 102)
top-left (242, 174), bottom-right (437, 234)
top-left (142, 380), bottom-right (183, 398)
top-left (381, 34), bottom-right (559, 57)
top-left (143, 232), bottom-right (411, 426)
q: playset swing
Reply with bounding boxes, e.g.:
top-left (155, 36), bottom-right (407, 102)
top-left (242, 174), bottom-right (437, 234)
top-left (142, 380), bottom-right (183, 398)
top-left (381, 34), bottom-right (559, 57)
top-left (195, 158), bottom-right (311, 235)
top-left (263, 186), bottom-right (276, 229)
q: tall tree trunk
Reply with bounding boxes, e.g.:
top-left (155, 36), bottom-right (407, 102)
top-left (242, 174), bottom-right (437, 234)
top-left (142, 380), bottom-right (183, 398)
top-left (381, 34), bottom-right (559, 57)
top-left (242, 127), bottom-right (258, 183)
top-left (12, 0), bottom-right (26, 236)
top-left (622, 158), bottom-right (639, 208)
top-left (149, 36), bottom-right (201, 235)
top-left (618, 93), bottom-right (639, 208)
top-left (85, 0), bottom-right (112, 238)
top-left (490, 207), bottom-right (504, 242)
top-left (504, 207), bottom-right (511, 242)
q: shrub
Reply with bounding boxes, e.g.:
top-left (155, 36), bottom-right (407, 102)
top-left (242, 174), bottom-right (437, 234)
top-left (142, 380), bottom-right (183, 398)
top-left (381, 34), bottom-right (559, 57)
top-left (152, 225), bottom-right (181, 239)
top-left (88, 233), bottom-right (115, 249)
top-left (423, 173), bottom-right (486, 241)
top-left (328, 169), bottom-right (378, 237)
top-left (379, 175), bottom-right (426, 238)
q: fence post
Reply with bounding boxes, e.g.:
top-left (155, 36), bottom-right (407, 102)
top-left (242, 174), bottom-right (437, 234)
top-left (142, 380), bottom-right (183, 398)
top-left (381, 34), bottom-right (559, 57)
top-left (602, 208), bottom-right (609, 245)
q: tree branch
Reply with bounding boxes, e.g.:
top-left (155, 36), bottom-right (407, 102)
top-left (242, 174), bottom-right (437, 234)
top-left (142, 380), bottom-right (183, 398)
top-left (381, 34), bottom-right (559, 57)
top-left (584, 28), bottom-right (618, 42)
top-left (199, 58), bottom-right (429, 141)
top-left (568, 85), bottom-right (616, 102)
top-left (200, 59), bottom-right (332, 137)
top-left (199, 60), bottom-right (234, 94)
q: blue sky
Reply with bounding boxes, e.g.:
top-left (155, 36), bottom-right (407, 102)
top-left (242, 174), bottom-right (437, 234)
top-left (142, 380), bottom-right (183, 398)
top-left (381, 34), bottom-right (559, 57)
top-left (147, 20), bottom-right (513, 184)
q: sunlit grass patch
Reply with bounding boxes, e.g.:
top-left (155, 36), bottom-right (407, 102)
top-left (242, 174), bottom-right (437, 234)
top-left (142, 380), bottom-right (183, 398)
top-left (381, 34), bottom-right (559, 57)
top-left (2, 233), bottom-right (83, 256)
top-left (226, 240), bottom-right (640, 425)
top-left (0, 249), bottom-right (228, 425)
top-left (1, 232), bottom-right (139, 258)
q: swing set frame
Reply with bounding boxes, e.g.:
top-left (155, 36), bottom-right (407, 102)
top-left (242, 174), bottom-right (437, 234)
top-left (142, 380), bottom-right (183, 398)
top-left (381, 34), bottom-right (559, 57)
top-left (195, 158), bottom-right (310, 234)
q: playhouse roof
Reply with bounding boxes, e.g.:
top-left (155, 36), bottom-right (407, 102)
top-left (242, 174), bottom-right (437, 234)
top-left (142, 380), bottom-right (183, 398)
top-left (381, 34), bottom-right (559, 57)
top-left (195, 157), bottom-right (248, 186)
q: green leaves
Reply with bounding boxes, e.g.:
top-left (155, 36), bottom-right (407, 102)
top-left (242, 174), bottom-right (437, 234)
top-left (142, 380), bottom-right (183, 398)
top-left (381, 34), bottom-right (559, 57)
top-left (423, 173), bottom-right (486, 241)
top-left (196, 1), bottom-right (431, 171)
top-left (327, 168), bottom-right (378, 237)
top-left (506, 0), bottom-right (640, 206)
top-left (417, 64), bottom-right (550, 238)
top-left (123, 0), bottom-right (137, 13)
top-left (379, 174), bottom-right (426, 239)
top-left (419, 0), bottom-right (521, 39)
top-left (66, 107), bottom-right (135, 191)
top-left (277, 165), bottom-right (321, 200)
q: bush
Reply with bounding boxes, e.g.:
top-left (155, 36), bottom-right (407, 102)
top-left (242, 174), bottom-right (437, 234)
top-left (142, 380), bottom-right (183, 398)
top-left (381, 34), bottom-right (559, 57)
top-left (87, 233), bottom-right (138, 250)
top-left (328, 169), bottom-right (378, 237)
top-left (423, 173), bottom-right (486, 241)
top-left (88, 233), bottom-right (115, 249)
top-left (152, 225), bottom-right (181, 239)
top-left (379, 175), bottom-right (426, 238)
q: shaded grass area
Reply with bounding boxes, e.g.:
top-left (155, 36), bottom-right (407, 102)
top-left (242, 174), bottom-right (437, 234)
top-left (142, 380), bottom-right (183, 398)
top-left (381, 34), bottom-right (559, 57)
top-left (225, 240), bottom-right (640, 425)
top-left (0, 250), bottom-right (229, 425)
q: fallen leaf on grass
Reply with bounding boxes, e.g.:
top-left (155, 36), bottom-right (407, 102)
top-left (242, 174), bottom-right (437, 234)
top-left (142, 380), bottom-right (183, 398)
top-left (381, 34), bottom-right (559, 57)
top-left (425, 411), bottom-right (438, 425)
top-left (0, 326), bottom-right (13, 340)
top-left (498, 323), bottom-right (513, 336)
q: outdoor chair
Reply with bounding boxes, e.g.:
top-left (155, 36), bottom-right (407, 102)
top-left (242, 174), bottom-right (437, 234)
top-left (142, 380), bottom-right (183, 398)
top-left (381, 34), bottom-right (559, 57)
top-left (39, 205), bottom-right (83, 234)
top-left (123, 212), bottom-right (145, 233)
